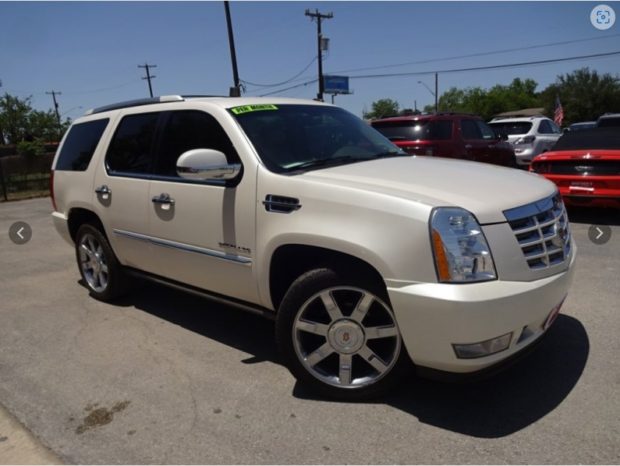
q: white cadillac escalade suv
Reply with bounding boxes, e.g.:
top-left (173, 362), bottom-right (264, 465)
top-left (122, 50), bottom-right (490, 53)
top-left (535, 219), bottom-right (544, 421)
top-left (51, 96), bottom-right (576, 400)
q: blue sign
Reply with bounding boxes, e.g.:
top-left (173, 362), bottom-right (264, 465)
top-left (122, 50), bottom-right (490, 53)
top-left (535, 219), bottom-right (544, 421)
top-left (324, 75), bottom-right (350, 94)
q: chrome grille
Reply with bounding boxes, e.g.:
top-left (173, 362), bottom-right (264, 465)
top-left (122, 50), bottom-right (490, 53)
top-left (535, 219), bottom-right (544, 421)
top-left (504, 193), bottom-right (572, 270)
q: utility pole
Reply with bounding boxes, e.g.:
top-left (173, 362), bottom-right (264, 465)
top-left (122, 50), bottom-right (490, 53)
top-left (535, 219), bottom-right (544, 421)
top-left (305, 9), bottom-right (333, 102)
top-left (46, 90), bottom-right (62, 136)
top-left (138, 63), bottom-right (157, 98)
top-left (224, 1), bottom-right (241, 97)
top-left (434, 72), bottom-right (439, 112)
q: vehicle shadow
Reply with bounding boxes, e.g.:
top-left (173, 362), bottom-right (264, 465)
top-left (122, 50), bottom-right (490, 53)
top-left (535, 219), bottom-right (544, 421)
top-left (115, 281), bottom-right (589, 439)
top-left (566, 205), bottom-right (620, 226)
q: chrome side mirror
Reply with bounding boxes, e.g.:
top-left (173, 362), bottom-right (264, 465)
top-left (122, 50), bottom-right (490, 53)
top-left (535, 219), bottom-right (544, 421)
top-left (176, 149), bottom-right (241, 181)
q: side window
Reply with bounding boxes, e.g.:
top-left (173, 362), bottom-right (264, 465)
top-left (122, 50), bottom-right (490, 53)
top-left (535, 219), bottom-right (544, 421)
top-left (476, 121), bottom-right (497, 140)
top-left (154, 111), bottom-right (239, 178)
top-left (55, 119), bottom-right (109, 171)
top-left (428, 120), bottom-right (453, 140)
top-left (550, 121), bottom-right (562, 134)
top-left (538, 120), bottom-right (553, 134)
top-left (106, 113), bottom-right (159, 175)
top-left (461, 119), bottom-right (482, 140)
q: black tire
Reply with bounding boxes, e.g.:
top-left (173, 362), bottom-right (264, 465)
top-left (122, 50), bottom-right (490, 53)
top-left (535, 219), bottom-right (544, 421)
top-left (276, 268), bottom-right (409, 400)
top-left (75, 224), bottom-right (130, 301)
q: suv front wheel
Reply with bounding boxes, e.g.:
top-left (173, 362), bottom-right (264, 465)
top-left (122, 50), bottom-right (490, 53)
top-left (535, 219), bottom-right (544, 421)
top-left (75, 224), bottom-right (129, 301)
top-left (276, 268), bottom-right (408, 400)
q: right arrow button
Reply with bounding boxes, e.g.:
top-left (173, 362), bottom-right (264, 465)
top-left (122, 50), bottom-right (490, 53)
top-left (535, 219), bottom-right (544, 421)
top-left (588, 224), bottom-right (612, 245)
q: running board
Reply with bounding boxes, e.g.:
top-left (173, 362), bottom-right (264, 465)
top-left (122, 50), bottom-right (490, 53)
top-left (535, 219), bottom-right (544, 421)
top-left (125, 268), bottom-right (276, 320)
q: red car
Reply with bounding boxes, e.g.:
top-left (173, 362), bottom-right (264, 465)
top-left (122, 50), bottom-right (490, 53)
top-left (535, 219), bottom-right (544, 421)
top-left (530, 128), bottom-right (620, 208)
top-left (371, 113), bottom-right (516, 167)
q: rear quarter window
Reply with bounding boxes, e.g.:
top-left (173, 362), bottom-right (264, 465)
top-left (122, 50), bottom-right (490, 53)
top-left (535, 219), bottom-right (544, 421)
top-left (55, 119), bottom-right (109, 171)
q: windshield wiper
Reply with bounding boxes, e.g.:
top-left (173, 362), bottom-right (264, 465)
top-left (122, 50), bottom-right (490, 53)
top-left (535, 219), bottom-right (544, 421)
top-left (372, 150), bottom-right (409, 158)
top-left (285, 155), bottom-right (370, 171)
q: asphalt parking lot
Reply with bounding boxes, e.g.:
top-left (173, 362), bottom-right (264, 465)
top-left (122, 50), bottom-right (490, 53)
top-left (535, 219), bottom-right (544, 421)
top-left (1, 197), bottom-right (619, 464)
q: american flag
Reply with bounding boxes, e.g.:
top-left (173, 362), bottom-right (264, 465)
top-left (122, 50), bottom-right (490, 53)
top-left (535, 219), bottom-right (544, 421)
top-left (554, 95), bottom-right (564, 126)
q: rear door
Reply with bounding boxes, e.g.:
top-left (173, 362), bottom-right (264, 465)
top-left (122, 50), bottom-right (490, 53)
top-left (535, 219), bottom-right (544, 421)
top-left (460, 118), bottom-right (486, 161)
top-left (92, 112), bottom-right (162, 268)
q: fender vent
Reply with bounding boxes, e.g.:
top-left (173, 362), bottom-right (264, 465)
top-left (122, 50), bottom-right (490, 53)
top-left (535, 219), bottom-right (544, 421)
top-left (263, 195), bottom-right (301, 214)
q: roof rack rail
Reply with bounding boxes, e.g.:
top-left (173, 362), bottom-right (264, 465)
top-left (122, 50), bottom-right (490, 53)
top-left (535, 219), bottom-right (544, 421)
top-left (85, 95), bottom-right (185, 115)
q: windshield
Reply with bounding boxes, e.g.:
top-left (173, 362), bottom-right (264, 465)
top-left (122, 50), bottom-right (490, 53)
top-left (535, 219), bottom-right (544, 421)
top-left (488, 121), bottom-right (533, 135)
top-left (230, 104), bottom-right (404, 173)
top-left (371, 119), bottom-right (453, 141)
top-left (552, 127), bottom-right (620, 151)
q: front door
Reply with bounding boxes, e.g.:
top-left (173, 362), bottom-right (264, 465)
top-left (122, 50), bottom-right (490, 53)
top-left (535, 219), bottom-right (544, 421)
top-left (145, 110), bottom-right (259, 304)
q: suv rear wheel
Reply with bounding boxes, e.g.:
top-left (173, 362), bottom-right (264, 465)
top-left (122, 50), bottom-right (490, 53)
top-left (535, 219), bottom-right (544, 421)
top-left (75, 224), bottom-right (129, 301)
top-left (276, 268), bottom-right (408, 400)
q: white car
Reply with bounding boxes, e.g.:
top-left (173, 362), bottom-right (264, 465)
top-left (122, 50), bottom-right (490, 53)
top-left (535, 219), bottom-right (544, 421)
top-left (488, 116), bottom-right (562, 167)
top-left (51, 96), bottom-right (576, 400)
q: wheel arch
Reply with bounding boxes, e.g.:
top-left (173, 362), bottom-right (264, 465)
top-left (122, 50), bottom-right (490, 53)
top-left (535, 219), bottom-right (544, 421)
top-left (268, 243), bottom-right (387, 311)
top-left (67, 208), bottom-right (106, 242)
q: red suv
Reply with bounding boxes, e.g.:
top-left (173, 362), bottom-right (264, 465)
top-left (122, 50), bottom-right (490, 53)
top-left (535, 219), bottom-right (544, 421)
top-left (371, 113), bottom-right (517, 167)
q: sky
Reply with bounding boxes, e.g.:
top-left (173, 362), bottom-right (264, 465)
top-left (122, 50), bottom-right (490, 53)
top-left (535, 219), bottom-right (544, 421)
top-left (1, 1), bottom-right (619, 120)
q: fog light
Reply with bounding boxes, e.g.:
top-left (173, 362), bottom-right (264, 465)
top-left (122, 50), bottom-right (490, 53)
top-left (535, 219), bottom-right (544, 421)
top-left (453, 332), bottom-right (512, 359)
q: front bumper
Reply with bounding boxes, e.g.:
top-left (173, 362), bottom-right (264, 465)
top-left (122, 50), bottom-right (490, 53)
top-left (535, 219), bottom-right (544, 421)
top-left (387, 250), bottom-right (576, 374)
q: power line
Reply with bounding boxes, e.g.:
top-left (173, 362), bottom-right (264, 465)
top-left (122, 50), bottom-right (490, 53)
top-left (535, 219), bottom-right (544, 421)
top-left (259, 78), bottom-right (318, 97)
top-left (348, 50), bottom-right (620, 80)
top-left (327, 33), bottom-right (620, 75)
top-left (257, 50), bottom-right (620, 98)
top-left (241, 56), bottom-right (317, 88)
top-left (138, 63), bottom-right (157, 98)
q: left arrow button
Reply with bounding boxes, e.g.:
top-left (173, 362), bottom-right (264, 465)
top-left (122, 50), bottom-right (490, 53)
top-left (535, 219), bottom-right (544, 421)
top-left (9, 221), bottom-right (32, 245)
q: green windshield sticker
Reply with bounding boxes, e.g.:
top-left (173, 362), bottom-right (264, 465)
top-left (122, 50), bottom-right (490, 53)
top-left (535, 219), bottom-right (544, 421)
top-left (230, 104), bottom-right (278, 115)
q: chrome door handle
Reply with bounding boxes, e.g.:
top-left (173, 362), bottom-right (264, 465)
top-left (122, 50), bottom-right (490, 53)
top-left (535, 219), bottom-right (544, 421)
top-left (95, 185), bottom-right (111, 200)
top-left (151, 193), bottom-right (175, 205)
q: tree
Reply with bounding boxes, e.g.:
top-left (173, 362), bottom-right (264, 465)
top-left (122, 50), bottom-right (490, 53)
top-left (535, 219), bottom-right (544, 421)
top-left (363, 98), bottom-right (400, 120)
top-left (0, 93), bottom-right (32, 144)
top-left (539, 68), bottom-right (620, 125)
top-left (0, 93), bottom-right (69, 144)
top-left (424, 78), bottom-right (541, 120)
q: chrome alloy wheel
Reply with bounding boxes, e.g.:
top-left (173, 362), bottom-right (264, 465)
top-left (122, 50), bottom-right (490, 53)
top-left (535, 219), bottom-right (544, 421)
top-left (78, 233), bottom-right (109, 293)
top-left (292, 287), bottom-right (402, 389)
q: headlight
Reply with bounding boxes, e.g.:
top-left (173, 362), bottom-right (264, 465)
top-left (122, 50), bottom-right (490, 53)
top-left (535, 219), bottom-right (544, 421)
top-left (430, 207), bottom-right (497, 283)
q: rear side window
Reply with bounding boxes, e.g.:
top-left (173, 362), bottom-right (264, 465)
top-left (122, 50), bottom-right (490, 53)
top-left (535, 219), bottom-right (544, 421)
top-left (461, 119), bottom-right (482, 139)
top-left (106, 113), bottom-right (159, 174)
top-left (488, 122), bottom-right (532, 135)
top-left (372, 120), bottom-right (452, 141)
top-left (55, 119), bottom-right (109, 171)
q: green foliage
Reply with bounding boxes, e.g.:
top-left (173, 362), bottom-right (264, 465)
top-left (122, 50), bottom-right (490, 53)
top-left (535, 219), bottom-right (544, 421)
top-left (0, 92), bottom-right (69, 144)
top-left (363, 98), bottom-right (400, 119)
top-left (423, 78), bottom-right (541, 120)
top-left (539, 68), bottom-right (620, 126)
top-left (16, 139), bottom-right (46, 158)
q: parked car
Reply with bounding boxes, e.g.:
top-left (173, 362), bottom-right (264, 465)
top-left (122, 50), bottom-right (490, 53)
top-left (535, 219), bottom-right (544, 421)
top-left (488, 116), bottom-right (562, 167)
top-left (370, 113), bottom-right (516, 167)
top-left (566, 121), bottom-right (597, 132)
top-left (597, 113), bottom-right (620, 128)
top-left (530, 127), bottom-right (620, 208)
top-left (51, 96), bottom-right (575, 400)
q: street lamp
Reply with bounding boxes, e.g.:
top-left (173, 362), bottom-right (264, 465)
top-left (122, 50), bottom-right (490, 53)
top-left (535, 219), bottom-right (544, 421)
top-left (418, 73), bottom-right (439, 112)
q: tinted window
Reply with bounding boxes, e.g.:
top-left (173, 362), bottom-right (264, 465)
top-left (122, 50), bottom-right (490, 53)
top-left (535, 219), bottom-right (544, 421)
top-left (538, 120), bottom-right (553, 134)
top-left (461, 119), bottom-right (482, 139)
top-left (488, 121), bottom-right (532, 135)
top-left (55, 119), bottom-right (109, 171)
top-left (552, 127), bottom-right (620, 150)
top-left (476, 121), bottom-right (496, 140)
top-left (231, 105), bottom-right (400, 174)
top-left (106, 113), bottom-right (159, 174)
top-left (372, 120), bottom-right (452, 141)
top-left (597, 115), bottom-right (620, 127)
top-left (154, 111), bottom-right (239, 177)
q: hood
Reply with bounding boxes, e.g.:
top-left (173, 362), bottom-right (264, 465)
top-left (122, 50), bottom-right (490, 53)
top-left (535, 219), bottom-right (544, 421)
top-left (300, 156), bottom-right (557, 224)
